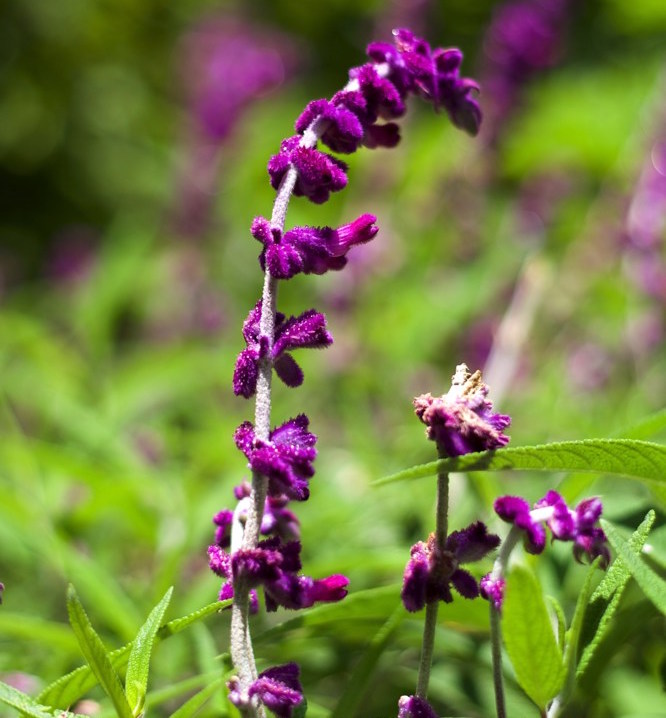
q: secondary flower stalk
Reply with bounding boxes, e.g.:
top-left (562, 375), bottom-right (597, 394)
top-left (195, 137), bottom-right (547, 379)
top-left (400, 365), bottom-right (508, 711)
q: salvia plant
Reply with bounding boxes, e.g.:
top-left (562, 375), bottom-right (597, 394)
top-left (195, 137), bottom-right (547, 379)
top-left (1, 23), bottom-right (666, 718)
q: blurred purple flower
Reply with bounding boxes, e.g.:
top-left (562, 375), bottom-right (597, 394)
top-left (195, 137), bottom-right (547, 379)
top-left (173, 17), bottom-right (296, 237)
top-left (413, 363), bottom-right (511, 457)
top-left (401, 522), bottom-right (500, 611)
top-left (481, 0), bottom-right (570, 143)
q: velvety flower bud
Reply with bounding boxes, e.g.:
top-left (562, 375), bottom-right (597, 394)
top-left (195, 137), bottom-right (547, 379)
top-left (397, 694), bottom-right (439, 718)
top-left (268, 136), bottom-right (348, 204)
top-left (229, 663), bottom-right (304, 718)
top-left (296, 99), bottom-right (364, 154)
top-left (401, 521), bottom-right (500, 612)
top-left (234, 415), bottom-right (317, 501)
top-left (413, 364), bottom-right (511, 457)
top-left (233, 300), bottom-right (333, 396)
top-left (251, 214), bottom-right (378, 281)
top-left (494, 495), bottom-right (547, 554)
top-left (480, 573), bottom-right (505, 611)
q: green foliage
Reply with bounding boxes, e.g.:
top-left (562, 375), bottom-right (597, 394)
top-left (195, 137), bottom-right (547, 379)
top-left (375, 439), bottom-right (666, 486)
top-left (0, 2), bottom-right (664, 716)
top-left (502, 566), bottom-right (566, 710)
top-left (577, 511), bottom-right (656, 678)
top-left (125, 586), bottom-right (173, 716)
top-left (66, 585), bottom-right (133, 718)
top-left (0, 681), bottom-right (87, 718)
top-left (601, 515), bottom-right (666, 615)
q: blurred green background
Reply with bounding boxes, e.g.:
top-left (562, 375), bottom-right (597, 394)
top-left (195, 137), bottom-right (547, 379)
top-left (0, 0), bottom-right (665, 716)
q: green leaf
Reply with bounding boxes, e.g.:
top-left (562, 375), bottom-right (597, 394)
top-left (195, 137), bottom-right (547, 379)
top-left (125, 586), bottom-right (173, 717)
top-left (615, 408), bottom-right (666, 440)
top-left (39, 600), bottom-right (228, 709)
top-left (66, 585), bottom-right (133, 718)
top-left (600, 517), bottom-right (666, 615)
top-left (559, 560), bottom-right (601, 704)
top-left (330, 605), bottom-right (404, 718)
top-left (546, 596), bottom-right (566, 650)
top-left (0, 612), bottom-right (80, 653)
top-left (374, 439), bottom-right (666, 486)
top-left (577, 511), bottom-right (655, 678)
top-left (0, 681), bottom-right (87, 718)
top-left (502, 566), bottom-right (566, 710)
top-left (168, 677), bottom-right (225, 718)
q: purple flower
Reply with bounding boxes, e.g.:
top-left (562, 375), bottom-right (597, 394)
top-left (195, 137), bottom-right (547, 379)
top-left (413, 364), bottom-right (511, 457)
top-left (233, 301), bottom-right (333, 397)
top-left (268, 136), bottom-right (348, 204)
top-left (211, 538), bottom-right (348, 613)
top-left (296, 99), bottom-right (365, 154)
top-left (494, 492), bottom-right (610, 568)
top-left (401, 522), bottom-right (500, 612)
top-left (494, 495), bottom-right (547, 554)
top-left (397, 694), bottom-right (439, 718)
top-left (0, 582), bottom-right (4, 604)
top-left (479, 573), bottom-right (505, 611)
top-left (234, 415), bottom-right (317, 501)
top-left (251, 213), bottom-right (378, 280)
top-left (228, 662), bottom-right (304, 718)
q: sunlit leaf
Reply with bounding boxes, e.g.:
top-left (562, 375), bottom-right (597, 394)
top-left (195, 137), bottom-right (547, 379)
top-left (375, 440), bottom-right (666, 486)
top-left (502, 566), bottom-right (565, 709)
top-left (125, 586), bottom-right (173, 716)
top-left (66, 585), bottom-right (133, 718)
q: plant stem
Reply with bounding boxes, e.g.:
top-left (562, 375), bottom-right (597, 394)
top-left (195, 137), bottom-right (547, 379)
top-left (489, 605), bottom-right (506, 718)
top-left (416, 470), bottom-right (449, 698)
top-left (488, 526), bottom-right (520, 718)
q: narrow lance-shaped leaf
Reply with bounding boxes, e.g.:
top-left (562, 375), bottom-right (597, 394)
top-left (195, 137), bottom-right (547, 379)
top-left (577, 511), bottom-right (655, 677)
top-left (374, 439), bottom-right (666, 486)
top-left (558, 559), bottom-right (601, 706)
top-left (126, 586), bottom-right (174, 717)
top-left (66, 584), bottom-right (137, 718)
top-left (600, 517), bottom-right (666, 615)
top-left (0, 680), bottom-right (87, 718)
top-left (502, 566), bottom-right (566, 710)
top-left (39, 600), bottom-right (229, 709)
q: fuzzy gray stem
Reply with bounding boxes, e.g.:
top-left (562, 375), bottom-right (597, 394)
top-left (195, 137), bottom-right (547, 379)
top-left (416, 470), bottom-right (449, 698)
top-left (228, 61), bottom-right (393, 713)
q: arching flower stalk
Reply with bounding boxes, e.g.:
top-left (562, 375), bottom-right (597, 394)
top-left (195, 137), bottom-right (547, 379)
top-left (210, 30), bottom-right (482, 717)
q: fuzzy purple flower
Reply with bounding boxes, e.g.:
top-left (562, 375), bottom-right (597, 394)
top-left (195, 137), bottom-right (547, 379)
top-left (494, 491), bottom-right (610, 568)
top-left (233, 301), bottom-right (333, 397)
top-left (414, 364), bottom-right (511, 458)
top-left (397, 694), bottom-right (439, 718)
top-left (211, 538), bottom-right (348, 612)
top-left (401, 521), bottom-right (500, 612)
top-left (228, 663), bottom-right (304, 718)
top-left (251, 213), bottom-right (378, 280)
top-left (268, 136), bottom-right (348, 204)
top-left (234, 415), bottom-right (316, 501)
